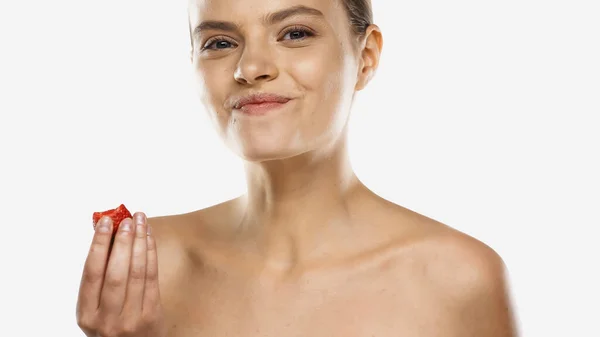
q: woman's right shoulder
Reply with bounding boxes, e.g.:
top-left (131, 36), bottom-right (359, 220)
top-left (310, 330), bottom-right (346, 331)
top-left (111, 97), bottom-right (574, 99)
top-left (143, 198), bottom-right (241, 288)
top-left (146, 196), bottom-right (243, 254)
top-left (148, 196), bottom-right (242, 236)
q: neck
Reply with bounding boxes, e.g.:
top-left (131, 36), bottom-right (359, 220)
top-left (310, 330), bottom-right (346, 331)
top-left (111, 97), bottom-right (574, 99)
top-left (237, 132), bottom-right (369, 268)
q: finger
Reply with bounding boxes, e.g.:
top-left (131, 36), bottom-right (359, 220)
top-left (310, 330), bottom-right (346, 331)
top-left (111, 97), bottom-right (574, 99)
top-left (77, 216), bottom-right (114, 314)
top-left (121, 212), bottom-right (148, 318)
top-left (143, 223), bottom-right (161, 314)
top-left (99, 217), bottom-right (135, 315)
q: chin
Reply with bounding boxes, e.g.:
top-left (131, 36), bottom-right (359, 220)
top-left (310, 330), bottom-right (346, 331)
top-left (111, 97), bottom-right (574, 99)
top-left (232, 144), bottom-right (306, 163)
top-left (220, 125), bottom-right (301, 162)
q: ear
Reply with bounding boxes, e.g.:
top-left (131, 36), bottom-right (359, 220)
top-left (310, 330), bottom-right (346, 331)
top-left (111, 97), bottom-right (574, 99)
top-left (355, 24), bottom-right (383, 91)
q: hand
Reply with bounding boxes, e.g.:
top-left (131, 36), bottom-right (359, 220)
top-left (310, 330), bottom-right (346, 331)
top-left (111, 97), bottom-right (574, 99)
top-left (76, 212), bottom-right (167, 337)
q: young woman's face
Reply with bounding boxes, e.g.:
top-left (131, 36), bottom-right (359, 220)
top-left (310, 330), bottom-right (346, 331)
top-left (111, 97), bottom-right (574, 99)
top-left (189, 0), bottom-right (363, 162)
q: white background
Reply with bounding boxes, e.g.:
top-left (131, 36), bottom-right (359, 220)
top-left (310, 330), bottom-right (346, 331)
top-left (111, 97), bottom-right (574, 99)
top-left (1, 0), bottom-right (598, 336)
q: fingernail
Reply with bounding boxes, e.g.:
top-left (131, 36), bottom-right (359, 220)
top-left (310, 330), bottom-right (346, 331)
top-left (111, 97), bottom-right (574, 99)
top-left (135, 214), bottom-right (145, 234)
top-left (146, 224), bottom-right (152, 236)
top-left (135, 213), bottom-right (145, 225)
top-left (97, 216), bottom-right (111, 233)
top-left (120, 218), bottom-right (132, 232)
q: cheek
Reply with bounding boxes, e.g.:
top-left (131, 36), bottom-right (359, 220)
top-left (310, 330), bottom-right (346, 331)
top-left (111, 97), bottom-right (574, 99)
top-left (193, 62), bottom-right (237, 139)
top-left (195, 62), bottom-right (233, 114)
top-left (288, 46), bottom-right (354, 132)
top-left (290, 47), bottom-right (345, 97)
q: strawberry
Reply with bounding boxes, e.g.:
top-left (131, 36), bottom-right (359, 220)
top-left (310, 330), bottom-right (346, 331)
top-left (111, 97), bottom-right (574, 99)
top-left (92, 204), bottom-right (133, 233)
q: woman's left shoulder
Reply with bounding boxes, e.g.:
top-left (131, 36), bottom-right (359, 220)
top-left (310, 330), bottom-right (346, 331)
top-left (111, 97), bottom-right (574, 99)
top-left (406, 221), bottom-right (510, 302)
top-left (405, 220), bottom-right (518, 335)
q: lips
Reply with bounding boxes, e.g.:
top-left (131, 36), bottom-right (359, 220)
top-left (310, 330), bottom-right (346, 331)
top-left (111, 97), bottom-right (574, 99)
top-left (232, 93), bottom-right (291, 115)
top-left (232, 93), bottom-right (292, 110)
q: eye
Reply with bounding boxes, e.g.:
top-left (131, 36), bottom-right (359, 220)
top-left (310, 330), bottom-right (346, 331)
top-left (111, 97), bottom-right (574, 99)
top-left (202, 37), bottom-right (237, 51)
top-left (280, 26), bottom-right (315, 41)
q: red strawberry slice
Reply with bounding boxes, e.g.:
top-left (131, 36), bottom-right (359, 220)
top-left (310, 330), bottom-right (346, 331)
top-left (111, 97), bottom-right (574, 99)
top-left (92, 204), bottom-right (132, 233)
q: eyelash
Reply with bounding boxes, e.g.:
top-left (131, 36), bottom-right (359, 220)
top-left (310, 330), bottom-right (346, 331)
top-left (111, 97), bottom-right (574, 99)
top-left (281, 25), bottom-right (316, 41)
top-left (201, 37), bottom-right (237, 52)
top-left (201, 26), bottom-right (316, 51)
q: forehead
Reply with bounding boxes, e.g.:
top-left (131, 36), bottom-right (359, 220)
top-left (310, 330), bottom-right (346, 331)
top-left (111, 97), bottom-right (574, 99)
top-left (189, 0), bottom-right (344, 26)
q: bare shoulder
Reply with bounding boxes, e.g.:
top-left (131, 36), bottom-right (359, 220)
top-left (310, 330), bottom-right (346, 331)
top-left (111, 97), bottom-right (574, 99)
top-left (365, 189), bottom-right (518, 335)
top-left (372, 196), bottom-right (508, 293)
top-left (388, 207), bottom-right (519, 336)
top-left (146, 197), bottom-right (241, 242)
top-left (145, 197), bottom-right (242, 255)
top-left (142, 198), bottom-right (240, 286)
top-left (415, 227), bottom-right (507, 295)
top-left (144, 212), bottom-right (191, 289)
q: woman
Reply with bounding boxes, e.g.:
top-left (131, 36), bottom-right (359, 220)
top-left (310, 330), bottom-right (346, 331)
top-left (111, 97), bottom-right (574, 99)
top-left (77, 0), bottom-right (519, 336)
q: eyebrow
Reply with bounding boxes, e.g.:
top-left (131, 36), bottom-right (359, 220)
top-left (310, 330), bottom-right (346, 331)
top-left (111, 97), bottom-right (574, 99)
top-left (264, 5), bottom-right (324, 25)
top-left (192, 5), bottom-right (324, 38)
top-left (193, 21), bottom-right (238, 36)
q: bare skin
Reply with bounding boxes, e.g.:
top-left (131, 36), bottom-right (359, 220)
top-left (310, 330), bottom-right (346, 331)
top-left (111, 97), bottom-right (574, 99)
top-left (77, 0), bottom-right (518, 335)
top-left (148, 181), bottom-right (518, 337)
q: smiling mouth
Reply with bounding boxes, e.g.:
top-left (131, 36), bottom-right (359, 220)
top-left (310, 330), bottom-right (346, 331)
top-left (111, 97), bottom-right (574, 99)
top-left (235, 100), bottom-right (292, 116)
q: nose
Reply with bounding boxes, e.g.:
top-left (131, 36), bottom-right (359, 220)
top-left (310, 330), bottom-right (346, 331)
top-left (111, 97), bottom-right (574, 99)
top-left (233, 43), bottom-right (279, 85)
